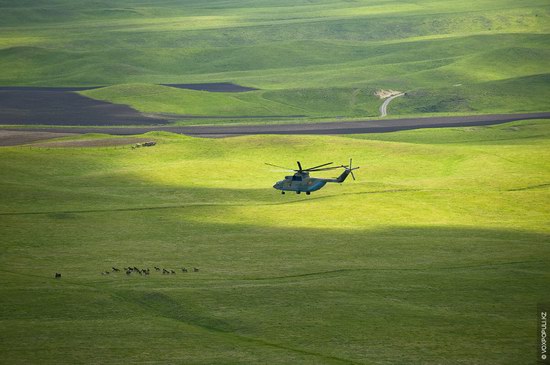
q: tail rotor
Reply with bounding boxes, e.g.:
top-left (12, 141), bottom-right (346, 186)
top-left (347, 158), bottom-right (359, 180)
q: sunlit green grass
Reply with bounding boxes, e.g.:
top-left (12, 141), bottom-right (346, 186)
top-left (0, 119), bottom-right (549, 363)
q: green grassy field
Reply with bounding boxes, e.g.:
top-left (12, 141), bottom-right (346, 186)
top-left (1, 1), bottom-right (549, 363)
top-left (1, 0), bottom-right (549, 120)
top-left (1, 119), bottom-right (549, 364)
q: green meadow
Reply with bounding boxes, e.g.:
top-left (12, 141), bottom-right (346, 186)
top-left (1, 0), bottom-right (550, 363)
top-left (1, 0), bottom-right (550, 119)
top-left (1, 119), bottom-right (549, 364)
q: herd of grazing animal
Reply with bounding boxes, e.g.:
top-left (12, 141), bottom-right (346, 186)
top-left (55, 265), bottom-right (200, 278)
top-left (101, 266), bottom-right (200, 276)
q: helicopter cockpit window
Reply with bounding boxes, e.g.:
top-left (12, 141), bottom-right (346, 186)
top-left (292, 175), bottom-right (302, 181)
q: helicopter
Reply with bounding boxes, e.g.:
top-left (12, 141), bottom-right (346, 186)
top-left (266, 159), bottom-right (359, 195)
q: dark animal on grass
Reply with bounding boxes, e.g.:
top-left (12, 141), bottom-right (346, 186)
top-left (102, 271), bottom-right (110, 275)
top-left (181, 268), bottom-right (188, 273)
top-left (162, 269), bottom-right (169, 274)
top-left (112, 267), bottom-right (120, 272)
top-left (193, 268), bottom-right (199, 272)
top-left (170, 270), bottom-right (176, 274)
top-left (55, 273), bottom-right (61, 278)
top-left (154, 267), bottom-right (160, 271)
top-left (126, 270), bottom-right (132, 275)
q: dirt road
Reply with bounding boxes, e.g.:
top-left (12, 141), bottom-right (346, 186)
top-left (2, 112), bottom-right (549, 144)
top-left (379, 93), bottom-right (404, 117)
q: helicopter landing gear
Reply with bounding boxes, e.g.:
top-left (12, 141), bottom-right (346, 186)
top-left (281, 191), bottom-right (285, 195)
top-left (306, 192), bottom-right (310, 195)
top-left (296, 191), bottom-right (301, 194)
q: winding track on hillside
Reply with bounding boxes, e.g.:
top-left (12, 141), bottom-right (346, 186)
top-left (3, 112), bottom-right (549, 142)
top-left (379, 93), bottom-right (404, 117)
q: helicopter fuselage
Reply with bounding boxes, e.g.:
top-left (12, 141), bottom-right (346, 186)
top-left (273, 174), bottom-right (326, 193)
top-left (267, 160), bottom-right (358, 195)
top-left (273, 169), bottom-right (351, 194)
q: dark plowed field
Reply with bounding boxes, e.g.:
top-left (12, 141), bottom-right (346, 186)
top-left (0, 90), bottom-right (167, 126)
top-left (0, 83), bottom-right (260, 126)
top-left (4, 112), bottom-right (549, 142)
top-left (0, 86), bottom-right (101, 92)
top-left (0, 130), bottom-right (77, 146)
top-left (33, 137), bottom-right (154, 147)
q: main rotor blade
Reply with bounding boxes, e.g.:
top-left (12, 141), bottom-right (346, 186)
top-left (265, 162), bottom-right (296, 171)
top-left (303, 162), bottom-right (333, 171)
top-left (297, 161), bottom-right (303, 171)
top-left (307, 166), bottom-right (342, 172)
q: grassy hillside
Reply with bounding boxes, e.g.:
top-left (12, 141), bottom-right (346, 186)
top-left (80, 84), bottom-right (381, 118)
top-left (0, 119), bottom-right (549, 363)
top-left (1, 0), bottom-right (549, 118)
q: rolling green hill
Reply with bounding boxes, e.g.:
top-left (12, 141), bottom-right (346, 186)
top-left (80, 83), bottom-right (382, 119)
top-left (0, 119), bottom-right (549, 363)
top-left (1, 0), bottom-right (549, 119)
top-left (2, 2), bottom-right (549, 363)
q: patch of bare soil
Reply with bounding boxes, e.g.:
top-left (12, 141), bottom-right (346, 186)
top-left (0, 130), bottom-right (77, 146)
top-left (4, 112), bottom-right (550, 138)
top-left (375, 89), bottom-right (403, 99)
top-left (0, 86), bottom-right (100, 91)
top-left (0, 90), bottom-right (167, 126)
top-left (33, 137), bottom-right (154, 147)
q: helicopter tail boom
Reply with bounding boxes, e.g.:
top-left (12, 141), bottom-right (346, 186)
top-left (322, 159), bottom-right (359, 183)
top-left (322, 169), bottom-right (351, 183)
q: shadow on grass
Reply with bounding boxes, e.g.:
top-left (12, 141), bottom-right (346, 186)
top-left (2, 214), bottom-right (549, 364)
